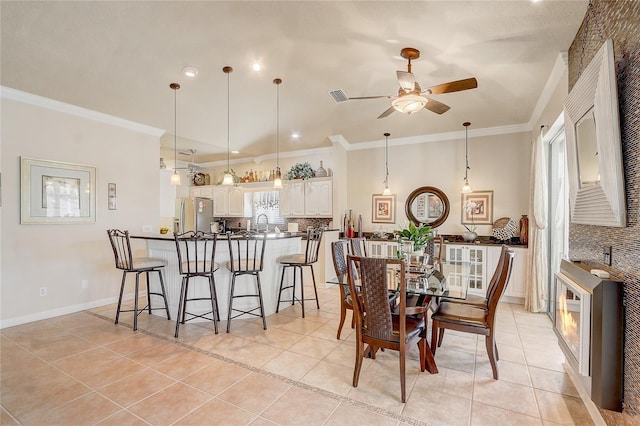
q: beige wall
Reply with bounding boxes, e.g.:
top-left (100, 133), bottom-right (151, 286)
top-left (346, 132), bottom-right (532, 235)
top-left (1, 93), bottom-right (162, 327)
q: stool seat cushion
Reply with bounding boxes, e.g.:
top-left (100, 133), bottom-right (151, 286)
top-left (277, 253), bottom-right (306, 264)
top-left (226, 259), bottom-right (262, 272)
top-left (181, 261), bottom-right (220, 274)
top-left (128, 257), bottom-right (166, 270)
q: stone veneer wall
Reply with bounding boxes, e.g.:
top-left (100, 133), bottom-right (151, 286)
top-left (567, 0), bottom-right (640, 416)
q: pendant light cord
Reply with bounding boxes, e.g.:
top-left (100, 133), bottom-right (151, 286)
top-left (276, 79), bottom-right (280, 168)
top-left (464, 122), bottom-right (470, 182)
top-left (174, 87), bottom-right (177, 173)
top-left (384, 133), bottom-right (389, 184)
top-left (226, 70), bottom-right (230, 173)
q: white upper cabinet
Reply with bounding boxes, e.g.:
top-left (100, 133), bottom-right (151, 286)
top-left (281, 178), bottom-right (332, 218)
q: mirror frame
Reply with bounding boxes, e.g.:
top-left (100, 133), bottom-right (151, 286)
top-left (405, 186), bottom-right (450, 228)
top-left (564, 39), bottom-right (626, 227)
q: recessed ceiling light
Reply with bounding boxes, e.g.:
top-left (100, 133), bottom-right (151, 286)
top-left (291, 132), bottom-right (300, 139)
top-left (182, 66), bottom-right (198, 77)
top-left (252, 63), bottom-right (261, 71)
top-left (231, 150), bottom-right (240, 154)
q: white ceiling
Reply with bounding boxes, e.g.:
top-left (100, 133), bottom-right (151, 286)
top-left (1, 1), bottom-right (587, 163)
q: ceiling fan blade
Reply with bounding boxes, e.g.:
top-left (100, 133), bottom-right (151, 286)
top-left (424, 98), bottom-right (451, 115)
top-left (377, 106), bottom-right (396, 119)
top-left (425, 78), bottom-right (478, 95)
top-left (396, 71), bottom-right (415, 92)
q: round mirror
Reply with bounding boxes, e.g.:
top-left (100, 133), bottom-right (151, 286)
top-left (405, 186), bottom-right (450, 228)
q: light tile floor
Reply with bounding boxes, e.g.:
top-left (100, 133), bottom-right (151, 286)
top-left (1, 284), bottom-right (596, 425)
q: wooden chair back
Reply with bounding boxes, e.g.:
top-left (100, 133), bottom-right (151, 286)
top-left (350, 237), bottom-right (368, 257)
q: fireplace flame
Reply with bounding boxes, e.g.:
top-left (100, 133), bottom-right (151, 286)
top-left (559, 290), bottom-right (578, 340)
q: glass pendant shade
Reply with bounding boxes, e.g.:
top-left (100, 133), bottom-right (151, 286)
top-left (171, 171), bottom-right (181, 185)
top-left (273, 167), bottom-right (283, 189)
top-left (170, 82), bottom-right (181, 186)
top-left (461, 122), bottom-right (472, 193)
top-left (222, 173), bottom-right (234, 185)
top-left (383, 184), bottom-right (391, 196)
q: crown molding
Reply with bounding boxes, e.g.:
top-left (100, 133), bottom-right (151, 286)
top-left (1, 86), bottom-right (165, 137)
top-left (346, 123), bottom-right (533, 151)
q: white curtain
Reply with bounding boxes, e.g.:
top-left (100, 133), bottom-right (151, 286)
top-left (525, 131), bottom-right (549, 312)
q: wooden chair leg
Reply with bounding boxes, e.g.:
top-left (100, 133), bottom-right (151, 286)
top-left (437, 328), bottom-right (445, 347)
top-left (337, 302), bottom-right (347, 339)
top-left (418, 339), bottom-right (426, 372)
top-left (430, 320), bottom-right (438, 355)
top-left (353, 339), bottom-right (364, 387)
top-left (400, 349), bottom-right (406, 403)
top-left (485, 334), bottom-right (499, 380)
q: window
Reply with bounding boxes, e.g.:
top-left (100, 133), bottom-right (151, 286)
top-left (252, 191), bottom-right (284, 226)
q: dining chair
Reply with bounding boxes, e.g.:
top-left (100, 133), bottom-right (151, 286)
top-left (347, 255), bottom-right (427, 403)
top-left (226, 232), bottom-right (268, 332)
top-left (332, 240), bottom-right (354, 339)
top-left (350, 237), bottom-right (368, 257)
top-left (276, 228), bottom-right (323, 318)
top-left (173, 231), bottom-right (220, 338)
top-left (106, 229), bottom-right (171, 331)
top-left (430, 246), bottom-right (515, 379)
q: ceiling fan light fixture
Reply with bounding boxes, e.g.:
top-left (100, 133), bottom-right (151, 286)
top-left (392, 94), bottom-right (428, 114)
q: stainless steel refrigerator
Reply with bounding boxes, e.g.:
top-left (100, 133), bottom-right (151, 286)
top-left (174, 197), bottom-right (213, 233)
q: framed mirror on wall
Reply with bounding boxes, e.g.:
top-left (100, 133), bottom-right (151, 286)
top-left (405, 186), bottom-right (450, 228)
top-left (564, 39), bottom-right (626, 227)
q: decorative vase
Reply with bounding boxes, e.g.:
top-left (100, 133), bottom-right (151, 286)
top-left (519, 214), bottom-right (529, 245)
top-left (462, 231), bottom-right (478, 242)
top-left (316, 160), bottom-right (328, 177)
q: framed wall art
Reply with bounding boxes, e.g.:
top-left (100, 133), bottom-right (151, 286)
top-left (372, 194), bottom-right (395, 223)
top-left (20, 157), bottom-right (96, 224)
top-left (461, 190), bottom-right (493, 225)
top-left (108, 183), bottom-right (117, 210)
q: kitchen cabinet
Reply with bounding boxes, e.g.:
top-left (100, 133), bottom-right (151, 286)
top-left (304, 179), bottom-right (332, 217)
top-left (466, 244), bottom-right (528, 302)
top-left (446, 244), bottom-right (487, 296)
top-left (280, 180), bottom-right (305, 217)
top-left (212, 186), bottom-right (245, 217)
top-left (190, 185), bottom-right (213, 199)
top-left (367, 240), bottom-right (399, 258)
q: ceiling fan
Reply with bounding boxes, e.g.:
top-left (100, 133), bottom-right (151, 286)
top-left (177, 149), bottom-right (201, 177)
top-left (329, 47), bottom-right (478, 119)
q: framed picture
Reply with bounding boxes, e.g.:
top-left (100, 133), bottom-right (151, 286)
top-left (461, 190), bottom-right (493, 225)
top-left (108, 183), bottom-right (117, 210)
top-left (20, 157), bottom-right (96, 224)
top-left (372, 194), bottom-right (395, 223)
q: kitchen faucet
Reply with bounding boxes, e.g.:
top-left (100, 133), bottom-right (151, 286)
top-left (256, 214), bottom-right (269, 232)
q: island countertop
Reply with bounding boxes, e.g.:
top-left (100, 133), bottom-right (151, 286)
top-left (133, 233), bottom-right (303, 321)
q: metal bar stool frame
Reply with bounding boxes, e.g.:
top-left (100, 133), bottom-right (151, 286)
top-left (276, 228), bottom-right (324, 318)
top-left (174, 231), bottom-right (221, 338)
top-left (107, 229), bottom-right (171, 331)
top-left (226, 232), bottom-right (268, 333)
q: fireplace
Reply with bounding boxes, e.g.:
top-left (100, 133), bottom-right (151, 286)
top-left (553, 260), bottom-right (624, 412)
top-left (554, 271), bottom-right (591, 377)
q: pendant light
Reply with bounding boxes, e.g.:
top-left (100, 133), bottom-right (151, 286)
top-left (382, 132), bottom-right (392, 195)
top-left (222, 66), bottom-right (234, 186)
top-left (169, 83), bottom-right (181, 185)
top-left (461, 121), bottom-right (472, 193)
top-left (273, 78), bottom-right (283, 189)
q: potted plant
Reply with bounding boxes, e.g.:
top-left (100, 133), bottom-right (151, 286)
top-left (396, 222), bottom-right (433, 252)
top-left (285, 162), bottom-right (316, 180)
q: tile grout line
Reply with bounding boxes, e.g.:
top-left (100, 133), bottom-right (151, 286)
top-left (84, 309), bottom-right (431, 426)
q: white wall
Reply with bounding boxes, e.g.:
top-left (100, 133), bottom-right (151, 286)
top-left (346, 132), bottom-right (532, 236)
top-left (1, 91), bottom-right (163, 327)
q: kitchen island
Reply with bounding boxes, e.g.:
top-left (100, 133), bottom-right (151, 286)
top-left (131, 233), bottom-right (302, 322)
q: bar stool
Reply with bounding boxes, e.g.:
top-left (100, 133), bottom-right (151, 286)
top-left (225, 232), bottom-right (268, 332)
top-left (106, 229), bottom-right (171, 331)
top-left (173, 231), bottom-right (220, 338)
top-left (276, 228), bottom-right (323, 318)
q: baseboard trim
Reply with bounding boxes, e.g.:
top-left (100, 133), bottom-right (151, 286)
top-left (563, 362), bottom-right (606, 426)
top-left (0, 292), bottom-right (137, 329)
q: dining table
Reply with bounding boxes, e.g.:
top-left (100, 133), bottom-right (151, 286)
top-left (326, 259), bottom-right (473, 374)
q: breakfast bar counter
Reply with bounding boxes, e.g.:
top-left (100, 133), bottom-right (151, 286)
top-left (131, 233), bottom-right (302, 321)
